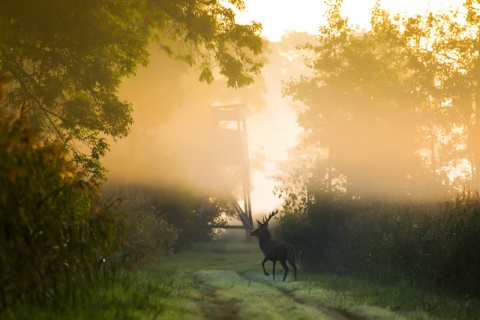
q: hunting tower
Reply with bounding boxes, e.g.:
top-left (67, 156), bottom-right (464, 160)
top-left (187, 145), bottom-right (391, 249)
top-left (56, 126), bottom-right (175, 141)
top-left (198, 104), bottom-right (253, 234)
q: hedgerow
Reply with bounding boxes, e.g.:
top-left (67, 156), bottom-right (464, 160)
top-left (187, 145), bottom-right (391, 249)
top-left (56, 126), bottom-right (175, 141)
top-left (276, 193), bottom-right (480, 296)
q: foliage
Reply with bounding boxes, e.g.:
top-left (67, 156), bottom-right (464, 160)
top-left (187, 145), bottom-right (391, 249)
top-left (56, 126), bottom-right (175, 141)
top-left (103, 186), bottom-right (179, 263)
top-left (4, 241), bottom-right (480, 319)
top-left (0, 0), bottom-right (263, 179)
top-left (0, 109), bottom-right (121, 312)
top-left (274, 0), bottom-right (480, 302)
top-left (284, 1), bottom-right (425, 197)
top-left (276, 192), bottom-right (480, 297)
top-left (283, 0), bottom-right (480, 198)
top-left (103, 184), bottom-right (228, 253)
top-left (4, 266), bottom-right (202, 320)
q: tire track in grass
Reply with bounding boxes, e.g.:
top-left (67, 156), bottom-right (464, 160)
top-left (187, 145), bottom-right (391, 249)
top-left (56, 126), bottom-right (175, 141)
top-left (240, 271), bottom-right (416, 320)
top-left (280, 289), bottom-right (364, 320)
top-left (238, 271), bottom-right (363, 320)
top-left (195, 270), bottom-right (344, 320)
top-left (197, 280), bottom-right (240, 320)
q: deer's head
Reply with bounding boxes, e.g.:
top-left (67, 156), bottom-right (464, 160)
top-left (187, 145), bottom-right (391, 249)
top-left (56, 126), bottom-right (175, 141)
top-left (250, 210), bottom-right (277, 238)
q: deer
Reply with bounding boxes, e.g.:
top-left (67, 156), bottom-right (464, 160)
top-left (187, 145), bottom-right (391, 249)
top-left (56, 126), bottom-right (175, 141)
top-left (250, 210), bottom-right (297, 281)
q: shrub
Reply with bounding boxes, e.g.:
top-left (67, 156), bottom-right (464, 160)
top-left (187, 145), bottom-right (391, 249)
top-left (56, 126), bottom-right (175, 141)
top-left (276, 193), bottom-right (480, 296)
top-left (102, 186), bottom-right (179, 262)
top-left (102, 184), bottom-right (226, 256)
top-left (0, 111), bottom-right (120, 312)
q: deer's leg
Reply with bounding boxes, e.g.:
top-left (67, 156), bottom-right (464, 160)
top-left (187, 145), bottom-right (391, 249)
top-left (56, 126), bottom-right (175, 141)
top-left (261, 257), bottom-right (269, 276)
top-left (289, 258), bottom-right (298, 281)
top-left (287, 249), bottom-right (297, 281)
top-left (280, 259), bottom-right (289, 281)
top-left (272, 260), bottom-right (276, 280)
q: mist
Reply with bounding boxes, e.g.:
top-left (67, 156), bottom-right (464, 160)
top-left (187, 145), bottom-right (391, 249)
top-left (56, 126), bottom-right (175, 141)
top-left (104, 24), bottom-right (475, 222)
top-left (102, 47), bottom-right (271, 214)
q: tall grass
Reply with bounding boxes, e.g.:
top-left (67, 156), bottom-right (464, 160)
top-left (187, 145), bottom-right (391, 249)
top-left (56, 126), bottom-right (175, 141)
top-left (4, 241), bottom-right (480, 319)
top-left (3, 262), bottom-right (202, 320)
top-left (276, 192), bottom-right (480, 297)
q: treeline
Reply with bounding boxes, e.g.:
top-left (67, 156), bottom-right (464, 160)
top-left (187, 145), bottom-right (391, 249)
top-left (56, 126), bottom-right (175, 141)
top-left (276, 194), bottom-right (480, 297)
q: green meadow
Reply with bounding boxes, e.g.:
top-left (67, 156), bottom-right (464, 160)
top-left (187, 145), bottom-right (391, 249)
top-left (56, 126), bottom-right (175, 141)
top-left (5, 240), bottom-right (480, 319)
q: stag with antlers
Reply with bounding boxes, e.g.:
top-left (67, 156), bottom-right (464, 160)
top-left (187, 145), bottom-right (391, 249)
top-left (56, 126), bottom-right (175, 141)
top-left (250, 211), bottom-right (297, 281)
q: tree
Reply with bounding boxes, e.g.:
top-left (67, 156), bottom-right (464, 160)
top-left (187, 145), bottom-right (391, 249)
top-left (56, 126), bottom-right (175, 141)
top-left (284, 0), bottom-right (436, 198)
top-left (282, 0), bottom-right (480, 201)
top-left (0, 0), bottom-right (263, 178)
top-left (403, 0), bottom-right (480, 189)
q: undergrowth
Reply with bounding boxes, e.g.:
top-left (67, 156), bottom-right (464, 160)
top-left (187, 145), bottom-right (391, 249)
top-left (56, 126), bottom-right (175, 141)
top-left (2, 265), bottom-right (201, 320)
top-left (298, 272), bottom-right (480, 319)
top-left (3, 241), bottom-right (480, 319)
top-left (276, 193), bottom-right (480, 297)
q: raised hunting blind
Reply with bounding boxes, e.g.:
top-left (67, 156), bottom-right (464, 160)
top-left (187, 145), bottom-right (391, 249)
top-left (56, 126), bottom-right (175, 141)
top-left (198, 104), bottom-right (253, 236)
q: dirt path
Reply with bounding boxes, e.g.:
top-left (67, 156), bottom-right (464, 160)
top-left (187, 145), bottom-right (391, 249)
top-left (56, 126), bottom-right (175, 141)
top-left (163, 242), bottom-right (427, 319)
top-left (195, 270), bottom-right (365, 320)
top-left (197, 280), bottom-right (240, 320)
top-left (278, 287), bottom-right (364, 320)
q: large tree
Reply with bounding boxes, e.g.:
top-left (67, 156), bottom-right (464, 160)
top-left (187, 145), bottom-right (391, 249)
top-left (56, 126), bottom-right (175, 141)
top-left (0, 0), bottom-right (263, 178)
top-left (408, 0), bottom-right (480, 189)
top-left (283, 0), bottom-right (480, 200)
top-left (284, 1), bottom-right (436, 198)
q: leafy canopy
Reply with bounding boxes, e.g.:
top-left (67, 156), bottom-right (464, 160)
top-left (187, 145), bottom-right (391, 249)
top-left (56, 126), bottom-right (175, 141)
top-left (283, 0), bottom-right (480, 199)
top-left (0, 0), bottom-right (263, 179)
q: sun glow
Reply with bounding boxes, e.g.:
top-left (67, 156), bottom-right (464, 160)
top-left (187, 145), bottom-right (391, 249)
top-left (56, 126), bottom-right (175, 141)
top-left (238, 0), bottom-right (463, 42)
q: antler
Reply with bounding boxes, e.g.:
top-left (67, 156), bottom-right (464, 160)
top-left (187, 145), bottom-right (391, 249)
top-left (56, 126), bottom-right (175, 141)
top-left (256, 210), bottom-right (278, 228)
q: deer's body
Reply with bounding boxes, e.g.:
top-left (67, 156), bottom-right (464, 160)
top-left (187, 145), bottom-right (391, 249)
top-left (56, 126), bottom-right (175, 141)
top-left (251, 212), bottom-right (297, 281)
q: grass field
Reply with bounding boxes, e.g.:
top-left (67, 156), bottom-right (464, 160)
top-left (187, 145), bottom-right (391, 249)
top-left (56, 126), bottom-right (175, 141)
top-left (4, 240), bottom-right (480, 319)
top-left (160, 241), bottom-right (480, 320)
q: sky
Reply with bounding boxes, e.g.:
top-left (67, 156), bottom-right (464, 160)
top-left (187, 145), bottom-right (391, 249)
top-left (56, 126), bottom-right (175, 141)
top-left (238, 0), bottom-right (463, 42)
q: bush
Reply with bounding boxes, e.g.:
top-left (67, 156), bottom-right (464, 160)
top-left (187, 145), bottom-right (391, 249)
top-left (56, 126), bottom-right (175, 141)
top-left (0, 112), bottom-right (120, 312)
top-left (102, 184), bottom-right (226, 256)
top-left (102, 186), bottom-right (179, 262)
top-left (276, 193), bottom-right (480, 297)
